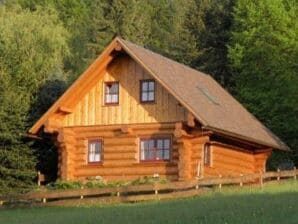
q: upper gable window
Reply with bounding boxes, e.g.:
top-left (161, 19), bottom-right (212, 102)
top-left (140, 80), bottom-right (155, 103)
top-left (104, 82), bottom-right (119, 105)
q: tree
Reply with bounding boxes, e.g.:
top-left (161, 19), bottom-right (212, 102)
top-left (86, 0), bottom-right (196, 67)
top-left (0, 5), bottom-right (69, 193)
top-left (8, 0), bottom-right (90, 77)
top-left (0, 74), bottom-right (35, 192)
top-left (228, 0), bottom-right (298, 167)
top-left (86, 0), bottom-right (152, 52)
top-left (184, 0), bottom-right (234, 85)
top-left (147, 0), bottom-right (199, 65)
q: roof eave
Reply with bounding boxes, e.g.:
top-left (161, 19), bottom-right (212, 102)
top-left (204, 125), bottom-right (290, 151)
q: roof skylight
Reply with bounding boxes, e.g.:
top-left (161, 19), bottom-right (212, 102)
top-left (197, 86), bottom-right (220, 106)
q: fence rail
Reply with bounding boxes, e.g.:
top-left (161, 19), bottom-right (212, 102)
top-left (1, 168), bottom-right (297, 207)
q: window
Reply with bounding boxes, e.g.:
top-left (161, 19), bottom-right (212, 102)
top-left (203, 144), bottom-right (211, 166)
top-left (140, 80), bottom-right (155, 103)
top-left (88, 140), bottom-right (102, 163)
top-left (104, 82), bottom-right (119, 105)
top-left (140, 137), bottom-right (171, 161)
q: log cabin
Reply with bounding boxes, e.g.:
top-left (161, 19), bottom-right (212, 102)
top-left (29, 37), bottom-right (288, 182)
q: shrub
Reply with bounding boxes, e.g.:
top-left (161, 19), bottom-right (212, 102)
top-left (106, 181), bottom-right (131, 188)
top-left (131, 176), bottom-right (168, 186)
top-left (46, 180), bottom-right (83, 190)
top-left (85, 180), bottom-right (106, 189)
top-left (45, 176), bottom-right (169, 190)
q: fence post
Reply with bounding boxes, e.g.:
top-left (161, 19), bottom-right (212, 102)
top-left (219, 174), bottom-right (222, 191)
top-left (37, 171), bottom-right (41, 187)
top-left (80, 186), bottom-right (84, 199)
top-left (277, 169), bottom-right (280, 181)
top-left (195, 177), bottom-right (199, 190)
top-left (294, 167), bottom-right (297, 180)
top-left (154, 182), bottom-right (158, 195)
top-left (240, 173), bottom-right (243, 187)
top-left (117, 187), bottom-right (120, 197)
top-left (259, 171), bottom-right (263, 188)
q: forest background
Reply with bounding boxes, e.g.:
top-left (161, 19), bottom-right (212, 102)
top-left (0, 0), bottom-right (297, 193)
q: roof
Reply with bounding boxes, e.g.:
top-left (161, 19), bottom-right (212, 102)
top-left (29, 37), bottom-right (289, 150)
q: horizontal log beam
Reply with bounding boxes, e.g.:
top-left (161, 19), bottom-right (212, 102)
top-left (66, 123), bottom-right (176, 133)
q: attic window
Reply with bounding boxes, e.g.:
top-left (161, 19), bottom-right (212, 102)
top-left (197, 86), bottom-right (220, 105)
top-left (104, 82), bottom-right (119, 105)
top-left (140, 80), bottom-right (155, 103)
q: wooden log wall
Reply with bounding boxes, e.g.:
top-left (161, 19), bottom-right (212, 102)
top-left (56, 124), bottom-right (272, 182)
top-left (254, 150), bottom-right (272, 172)
top-left (177, 139), bottom-right (192, 181)
top-left (58, 123), bottom-right (180, 181)
top-left (203, 143), bottom-right (272, 177)
top-left (205, 144), bottom-right (255, 176)
top-left (63, 55), bottom-right (188, 127)
top-left (189, 136), bottom-right (210, 178)
top-left (56, 128), bottom-right (77, 180)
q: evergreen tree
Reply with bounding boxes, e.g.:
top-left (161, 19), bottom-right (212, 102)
top-left (0, 73), bottom-right (35, 192)
top-left (0, 5), bottom-right (69, 193)
top-left (148, 0), bottom-right (199, 65)
top-left (228, 0), bottom-right (298, 166)
top-left (86, 0), bottom-right (152, 50)
top-left (184, 0), bottom-right (234, 85)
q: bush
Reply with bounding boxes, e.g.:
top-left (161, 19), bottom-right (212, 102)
top-left (131, 176), bottom-right (168, 186)
top-left (106, 181), bottom-right (131, 188)
top-left (46, 176), bottom-right (169, 190)
top-left (85, 180), bottom-right (106, 189)
top-left (46, 180), bottom-right (83, 190)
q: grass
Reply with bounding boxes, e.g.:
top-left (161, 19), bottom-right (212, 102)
top-left (1, 180), bottom-right (298, 224)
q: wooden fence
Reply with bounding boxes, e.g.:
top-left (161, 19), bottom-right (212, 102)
top-left (1, 168), bottom-right (297, 207)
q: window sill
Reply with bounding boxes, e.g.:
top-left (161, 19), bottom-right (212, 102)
top-left (87, 162), bottom-right (103, 166)
top-left (102, 103), bottom-right (119, 107)
top-left (140, 101), bottom-right (156, 105)
top-left (133, 161), bottom-right (173, 166)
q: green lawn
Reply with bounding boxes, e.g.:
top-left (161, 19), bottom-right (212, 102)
top-left (1, 181), bottom-right (298, 224)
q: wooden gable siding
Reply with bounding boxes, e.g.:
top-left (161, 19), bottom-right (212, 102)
top-left (63, 55), bottom-right (188, 127)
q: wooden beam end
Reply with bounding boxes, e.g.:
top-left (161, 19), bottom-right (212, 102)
top-left (58, 106), bottom-right (73, 114)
